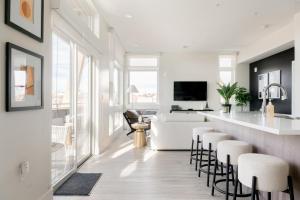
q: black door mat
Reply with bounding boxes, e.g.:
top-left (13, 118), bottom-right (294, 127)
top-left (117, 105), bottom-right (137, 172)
top-left (54, 173), bottom-right (102, 196)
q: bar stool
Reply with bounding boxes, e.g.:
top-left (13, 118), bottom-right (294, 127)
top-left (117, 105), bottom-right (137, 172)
top-left (189, 127), bottom-right (214, 171)
top-left (198, 132), bottom-right (231, 186)
top-left (233, 153), bottom-right (294, 200)
top-left (211, 140), bottom-right (253, 200)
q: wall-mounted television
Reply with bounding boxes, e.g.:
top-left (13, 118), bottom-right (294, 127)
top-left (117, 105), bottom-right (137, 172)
top-left (174, 81), bottom-right (207, 101)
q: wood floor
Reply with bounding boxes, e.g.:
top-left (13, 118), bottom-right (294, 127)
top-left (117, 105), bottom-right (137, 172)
top-left (53, 134), bottom-right (241, 200)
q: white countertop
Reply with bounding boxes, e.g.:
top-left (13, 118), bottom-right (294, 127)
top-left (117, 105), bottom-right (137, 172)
top-left (197, 111), bottom-right (300, 135)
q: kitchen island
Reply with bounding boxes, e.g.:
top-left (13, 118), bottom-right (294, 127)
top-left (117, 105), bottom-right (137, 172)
top-left (198, 111), bottom-right (300, 200)
top-left (198, 111), bottom-right (300, 135)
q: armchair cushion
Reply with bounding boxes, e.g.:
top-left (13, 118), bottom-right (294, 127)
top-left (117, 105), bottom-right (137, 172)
top-left (123, 110), bottom-right (152, 136)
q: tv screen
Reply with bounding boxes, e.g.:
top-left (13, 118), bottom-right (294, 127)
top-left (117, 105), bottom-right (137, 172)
top-left (174, 81), bottom-right (207, 101)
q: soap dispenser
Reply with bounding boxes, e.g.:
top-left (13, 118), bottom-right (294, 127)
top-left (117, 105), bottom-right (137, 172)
top-left (266, 100), bottom-right (275, 118)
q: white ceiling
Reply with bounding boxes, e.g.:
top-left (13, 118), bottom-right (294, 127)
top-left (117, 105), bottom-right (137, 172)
top-left (96, 0), bottom-right (300, 53)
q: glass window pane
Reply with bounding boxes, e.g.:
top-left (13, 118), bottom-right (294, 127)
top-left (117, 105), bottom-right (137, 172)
top-left (66, 0), bottom-right (100, 38)
top-left (220, 71), bottom-right (232, 84)
top-left (113, 68), bottom-right (119, 104)
top-left (219, 56), bottom-right (233, 68)
top-left (129, 71), bottom-right (158, 103)
top-left (76, 50), bottom-right (91, 164)
top-left (52, 34), bottom-right (72, 109)
top-left (129, 57), bottom-right (158, 67)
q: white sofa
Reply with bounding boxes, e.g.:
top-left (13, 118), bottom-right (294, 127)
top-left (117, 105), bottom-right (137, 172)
top-left (150, 112), bottom-right (216, 150)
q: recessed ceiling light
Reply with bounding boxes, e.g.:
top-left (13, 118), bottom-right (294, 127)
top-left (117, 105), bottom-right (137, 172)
top-left (262, 24), bottom-right (271, 29)
top-left (125, 14), bottom-right (133, 19)
top-left (253, 11), bottom-right (259, 16)
top-left (182, 45), bottom-right (190, 49)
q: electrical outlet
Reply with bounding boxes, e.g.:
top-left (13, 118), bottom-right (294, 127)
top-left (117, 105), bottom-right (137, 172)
top-left (20, 161), bottom-right (30, 180)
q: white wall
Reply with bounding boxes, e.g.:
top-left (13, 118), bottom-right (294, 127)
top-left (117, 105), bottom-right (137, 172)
top-left (235, 63), bottom-right (250, 90)
top-left (0, 1), bottom-right (52, 200)
top-left (238, 21), bottom-right (294, 64)
top-left (159, 52), bottom-right (220, 113)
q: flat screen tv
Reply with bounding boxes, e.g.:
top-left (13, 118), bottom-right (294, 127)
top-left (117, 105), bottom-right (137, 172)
top-left (174, 81), bottom-right (207, 101)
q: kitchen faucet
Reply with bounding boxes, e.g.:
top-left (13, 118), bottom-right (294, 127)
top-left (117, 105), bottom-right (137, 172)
top-left (260, 83), bottom-right (288, 114)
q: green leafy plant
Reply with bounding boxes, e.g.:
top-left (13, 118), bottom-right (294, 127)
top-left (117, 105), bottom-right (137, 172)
top-left (235, 87), bottom-right (251, 107)
top-left (217, 82), bottom-right (238, 105)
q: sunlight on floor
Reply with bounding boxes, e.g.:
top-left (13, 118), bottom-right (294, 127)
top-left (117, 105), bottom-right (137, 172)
top-left (111, 143), bottom-right (134, 159)
top-left (143, 150), bottom-right (157, 162)
top-left (119, 140), bottom-right (133, 148)
top-left (120, 161), bottom-right (138, 177)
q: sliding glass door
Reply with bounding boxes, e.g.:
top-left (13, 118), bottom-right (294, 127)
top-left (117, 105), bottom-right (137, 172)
top-left (76, 49), bottom-right (92, 165)
top-left (51, 33), bottom-right (92, 185)
top-left (51, 33), bottom-right (76, 184)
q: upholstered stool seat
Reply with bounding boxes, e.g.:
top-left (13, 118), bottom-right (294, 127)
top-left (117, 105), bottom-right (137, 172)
top-left (202, 132), bottom-right (231, 151)
top-left (239, 153), bottom-right (289, 192)
top-left (198, 132), bottom-right (231, 187)
top-left (189, 127), bottom-right (215, 171)
top-left (217, 140), bottom-right (252, 165)
top-left (232, 153), bottom-right (294, 200)
top-left (192, 127), bottom-right (215, 141)
top-left (211, 140), bottom-right (253, 200)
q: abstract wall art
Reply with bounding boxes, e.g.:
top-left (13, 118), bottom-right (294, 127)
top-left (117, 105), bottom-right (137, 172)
top-left (6, 42), bottom-right (43, 111)
top-left (5, 0), bottom-right (44, 42)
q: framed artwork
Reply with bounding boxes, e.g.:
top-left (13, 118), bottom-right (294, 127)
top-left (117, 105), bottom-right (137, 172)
top-left (5, 0), bottom-right (44, 42)
top-left (258, 73), bottom-right (269, 99)
top-left (6, 42), bottom-right (43, 112)
top-left (268, 70), bottom-right (281, 99)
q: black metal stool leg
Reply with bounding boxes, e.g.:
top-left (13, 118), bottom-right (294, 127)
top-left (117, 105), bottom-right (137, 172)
top-left (256, 191), bottom-right (260, 200)
top-left (221, 162), bottom-right (224, 176)
top-left (231, 165), bottom-right (235, 186)
top-left (207, 143), bottom-right (212, 187)
top-left (267, 192), bottom-right (271, 200)
top-left (211, 151), bottom-right (218, 196)
top-left (239, 182), bottom-right (243, 194)
top-left (266, 192), bottom-right (271, 200)
top-left (195, 135), bottom-right (200, 171)
top-left (198, 145), bottom-right (204, 177)
top-left (233, 167), bottom-right (239, 200)
top-left (288, 176), bottom-right (294, 200)
top-left (210, 157), bottom-right (252, 199)
top-left (225, 155), bottom-right (230, 200)
top-left (251, 176), bottom-right (257, 200)
top-left (189, 139), bottom-right (194, 164)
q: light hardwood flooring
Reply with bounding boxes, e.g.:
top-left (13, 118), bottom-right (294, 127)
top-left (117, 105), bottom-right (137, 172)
top-left (53, 134), bottom-right (248, 200)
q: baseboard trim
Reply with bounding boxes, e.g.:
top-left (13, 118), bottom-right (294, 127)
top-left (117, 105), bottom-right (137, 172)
top-left (38, 188), bottom-right (53, 200)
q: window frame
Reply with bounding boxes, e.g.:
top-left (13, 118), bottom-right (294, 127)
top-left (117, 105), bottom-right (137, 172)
top-left (51, 29), bottom-right (94, 184)
top-left (52, 31), bottom-right (74, 110)
top-left (218, 55), bottom-right (236, 84)
top-left (127, 54), bottom-right (160, 106)
top-left (111, 60), bottom-right (123, 106)
top-left (218, 54), bottom-right (236, 103)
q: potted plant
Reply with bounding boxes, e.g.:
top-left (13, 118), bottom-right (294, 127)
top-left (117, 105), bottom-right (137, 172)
top-left (235, 87), bottom-right (251, 112)
top-left (217, 82), bottom-right (238, 113)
